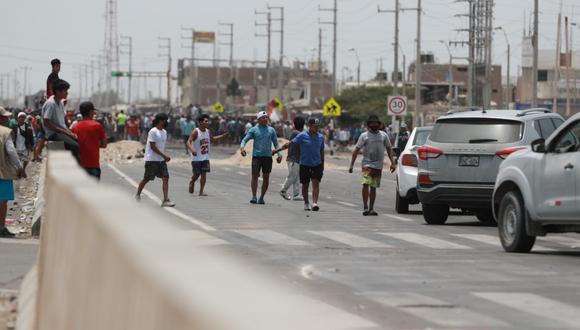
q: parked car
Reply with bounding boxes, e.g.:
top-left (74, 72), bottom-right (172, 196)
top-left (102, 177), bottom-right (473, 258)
top-left (417, 109), bottom-right (564, 225)
top-left (493, 112), bottom-right (580, 252)
top-left (395, 126), bottom-right (433, 213)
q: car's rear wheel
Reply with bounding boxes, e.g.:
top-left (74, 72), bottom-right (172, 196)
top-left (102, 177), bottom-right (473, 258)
top-left (422, 204), bottom-right (449, 225)
top-left (395, 189), bottom-right (409, 214)
top-left (475, 209), bottom-right (496, 225)
top-left (498, 191), bottom-right (535, 253)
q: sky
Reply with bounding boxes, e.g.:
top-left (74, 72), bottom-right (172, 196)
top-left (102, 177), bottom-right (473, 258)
top-left (0, 0), bottom-right (577, 102)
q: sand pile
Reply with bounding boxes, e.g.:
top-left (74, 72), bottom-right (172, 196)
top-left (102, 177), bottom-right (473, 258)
top-left (101, 141), bottom-right (145, 164)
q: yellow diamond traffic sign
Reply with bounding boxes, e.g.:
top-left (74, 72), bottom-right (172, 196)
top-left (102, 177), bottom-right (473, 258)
top-left (212, 101), bottom-right (224, 113)
top-left (323, 98), bottom-right (341, 117)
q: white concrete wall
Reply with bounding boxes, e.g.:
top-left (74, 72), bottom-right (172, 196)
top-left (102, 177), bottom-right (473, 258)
top-left (17, 151), bottom-right (374, 330)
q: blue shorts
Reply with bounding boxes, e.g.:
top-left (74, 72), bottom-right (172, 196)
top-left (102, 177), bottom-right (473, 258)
top-left (0, 179), bottom-right (15, 201)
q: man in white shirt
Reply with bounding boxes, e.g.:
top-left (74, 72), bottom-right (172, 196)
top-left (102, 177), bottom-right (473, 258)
top-left (136, 113), bottom-right (175, 207)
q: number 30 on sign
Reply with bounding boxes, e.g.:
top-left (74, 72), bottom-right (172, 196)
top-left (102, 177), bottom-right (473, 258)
top-left (387, 96), bottom-right (408, 116)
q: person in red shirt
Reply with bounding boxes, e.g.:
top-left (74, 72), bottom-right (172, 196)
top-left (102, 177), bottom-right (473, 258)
top-left (126, 114), bottom-right (141, 141)
top-left (71, 101), bottom-right (107, 180)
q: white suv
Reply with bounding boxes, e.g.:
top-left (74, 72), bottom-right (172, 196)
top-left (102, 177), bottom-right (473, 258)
top-left (493, 112), bottom-right (580, 252)
top-left (395, 126), bottom-right (432, 213)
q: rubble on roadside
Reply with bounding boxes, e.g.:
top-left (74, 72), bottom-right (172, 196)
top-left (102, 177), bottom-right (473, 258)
top-left (100, 141), bottom-right (145, 164)
top-left (5, 161), bottom-right (41, 238)
top-left (0, 290), bottom-right (17, 330)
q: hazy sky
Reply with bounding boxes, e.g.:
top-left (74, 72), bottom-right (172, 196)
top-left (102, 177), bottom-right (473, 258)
top-left (0, 0), bottom-right (576, 101)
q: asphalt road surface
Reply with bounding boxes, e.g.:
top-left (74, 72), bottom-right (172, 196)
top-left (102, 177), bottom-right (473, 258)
top-left (101, 146), bottom-right (580, 329)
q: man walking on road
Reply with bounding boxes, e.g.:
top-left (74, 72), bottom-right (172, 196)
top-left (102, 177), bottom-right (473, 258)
top-left (71, 102), bottom-right (107, 180)
top-left (116, 110), bottom-right (127, 140)
top-left (0, 107), bottom-right (26, 238)
top-left (136, 113), bottom-right (175, 207)
top-left (12, 112), bottom-right (33, 173)
top-left (187, 114), bottom-right (228, 196)
top-left (181, 115), bottom-right (196, 154)
top-left (279, 116), bottom-right (305, 201)
top-left (349, 114), bottom-right (397, 216)
top-left (240, 111), bottom-right (282, 205)
top-left (277, 117), bottom-right (325, 211)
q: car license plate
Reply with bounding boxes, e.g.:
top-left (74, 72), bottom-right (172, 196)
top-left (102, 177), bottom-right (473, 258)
top-left (459, 155), bottom-right (480, 167)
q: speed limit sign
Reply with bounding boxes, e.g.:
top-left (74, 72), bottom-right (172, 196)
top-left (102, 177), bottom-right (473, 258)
top-left (387, 96), bottom-right (408, 116)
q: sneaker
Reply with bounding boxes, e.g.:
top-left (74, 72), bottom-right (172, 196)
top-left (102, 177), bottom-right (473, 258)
top-left (257, 197), bottom-right (265, 205)
top-left (368, 210), bottom-right (378, 216)
top-left (188, 181), bottom-right (194, 194)
top-left (292, 195), bottom-right (303, 201)
top-left (161, 199), bottom-right (176, 207)
top-left (0, 226), bottom-right (15, 238)
top-left (304, 203), bottom-right (311, 211)
top-left (312, 203), bottom-right (320, 211)
top-left (250, 197), bottom-right (258, 204)
top-left (363, 209), bottom-right (370, 216)
top-left (135, 194), bottom-right (141, 202)
top-left (279, 191), bottom-right (291, 200)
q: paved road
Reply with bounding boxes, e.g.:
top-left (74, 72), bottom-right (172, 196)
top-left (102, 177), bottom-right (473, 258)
top-left (102, 146), bottom-right (580, 329)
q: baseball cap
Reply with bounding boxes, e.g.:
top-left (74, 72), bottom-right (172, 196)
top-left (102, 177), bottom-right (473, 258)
top-left (79, 101), bottom-right (98, 117)
top-left (256, 111), bottom-right (268, 119)
top-left (17, 112), bottom-right (27, 118)
top-left (308, 117), bottom-right (320, 126)
top-left (0, 107), bottom-right (13, 117)
top-left (400, 122), bottom-right (408, 128)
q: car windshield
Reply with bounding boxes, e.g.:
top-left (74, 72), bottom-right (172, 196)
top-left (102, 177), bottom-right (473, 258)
top-left (430, 118), bottom-right (523, 144)
top-left (413, 130), bottom-right (431, 146)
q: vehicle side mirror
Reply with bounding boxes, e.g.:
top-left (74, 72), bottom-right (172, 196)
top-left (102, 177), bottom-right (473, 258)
top-left (531, 138), bottom-right (546, 153)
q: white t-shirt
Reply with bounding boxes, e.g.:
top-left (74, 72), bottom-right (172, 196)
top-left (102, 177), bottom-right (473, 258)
top-left (191, 128), bottom-right (210, 162)
top-left (15, 125), bottom-right (27, 153)
top-left (144, 127), bottom-right (167, 162)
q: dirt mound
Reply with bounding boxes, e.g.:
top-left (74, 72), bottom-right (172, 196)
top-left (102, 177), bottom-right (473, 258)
top-left (101, 141), bottom-right (145, 164)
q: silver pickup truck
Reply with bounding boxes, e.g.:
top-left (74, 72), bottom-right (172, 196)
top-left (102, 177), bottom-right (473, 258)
top-left (493, 112), bottom-right (580, 252)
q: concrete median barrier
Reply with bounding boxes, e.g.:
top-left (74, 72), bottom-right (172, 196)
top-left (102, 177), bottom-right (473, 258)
top-left (16, 150), bottom-right (374, 330)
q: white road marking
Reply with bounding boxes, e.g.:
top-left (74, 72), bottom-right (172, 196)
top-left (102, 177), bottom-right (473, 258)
top-left (186, 230), bottom-right (229, 246)
top-left (452, 234), bottom-right (554, 252)
top-left (108, 164), bottom-right (217, 232)
top-left (336, 201), bottom-right (357, 207)
top-left (309, 231), bottom-right (393, 248)
top-left (473, 292), bottom-right (580, 327)
top-left (380, 233), bottom-right (472, 250)
top-left (0, 238), bottom-right (39, 245)
top-left (382, 214), bottom-right (414, 222)
top-left (237, 171), bottom-right (246, 176)
top-left (223, 167), bottom-right (232, 171)
top-left (233, 230), bottom-right (312, 246)
top-left (370, 292), bottom-right (507, 327)
top-left (541, 235), bottom-right (580, 248)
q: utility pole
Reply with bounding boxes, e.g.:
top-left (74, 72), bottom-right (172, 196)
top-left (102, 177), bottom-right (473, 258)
top-left (181, 27), bottom-right (197, 105)
top-left (255, 10), bottom-right (272, 103)
top-left (268, 5), bottom-right (285, 101)
top-left (401, 0), bottom-right (422, 126)
top-left (120, 35), bottom-right (133, 104)
top-left (496, 27), bottom-right (511, 108)
top-left (21, 66), bottom-right (30, 99)
top-left (319, 0), bottom-right (337, 97)
top-left (158, 37), bottom-right (172, 107)
top-left (318, 28), bottom-right (324, 98)
top-left (532, 0), bottom-right (539, 107)
top-left (566, 16), bottom-right (571, 116)
top-left (378, 0), bottom-right (400, 95)
top-left (483, 0), bottom-right (494, 109)
top-left (84, 64), bottom-right (90, 99)
top-left (218, 22), bottom-right (234, 67)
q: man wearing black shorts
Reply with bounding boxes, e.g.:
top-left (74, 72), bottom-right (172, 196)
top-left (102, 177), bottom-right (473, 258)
top-left (240, 111), bottom-right (282, 204)
top-left (277, 117), bottom-right (325, 211)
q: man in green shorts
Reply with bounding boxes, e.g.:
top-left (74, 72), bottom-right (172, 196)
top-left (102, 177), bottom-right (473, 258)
top-left (349, 114), bottom-right (396, 216)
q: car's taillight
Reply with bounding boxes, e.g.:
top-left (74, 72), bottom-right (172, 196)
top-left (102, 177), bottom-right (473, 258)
top-left (401, 154), bottom-right (418, 167)
top-left (417, 146), bottom-right (444, 160)
top-left (495, 147), bottom-right (525, 160)
top-left (418, 173), bottom-right (434, 186)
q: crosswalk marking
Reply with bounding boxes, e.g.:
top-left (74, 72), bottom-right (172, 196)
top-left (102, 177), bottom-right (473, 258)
top-left (308, 231), bottom-right (394, 248)
top-left (336, 201), bottom-right (358, 207)
top-left (452, 234), bottom-right (554, 252)
top-left (540, 235), bottom-right (580, 248)
top-left (473, 292), bottom-right (580, 327)
top-left (187, 230), bottom-right (230, 246)
top-left (380, 233), bottom-right (472, 249)
top-left (237, 171), bottom-right (246, 176)
top-left (233, 230), bottom-right (312, 246)
top-left (382, 214), bottom-right (414, 222)
top-left (369, 292), bottom-right (507, 327)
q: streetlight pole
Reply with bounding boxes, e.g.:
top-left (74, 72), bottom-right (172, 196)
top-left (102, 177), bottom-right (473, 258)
top-left (440, 41), bottom-right (453, 106)
top-left (348, 48), bottom-right (360, 87)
